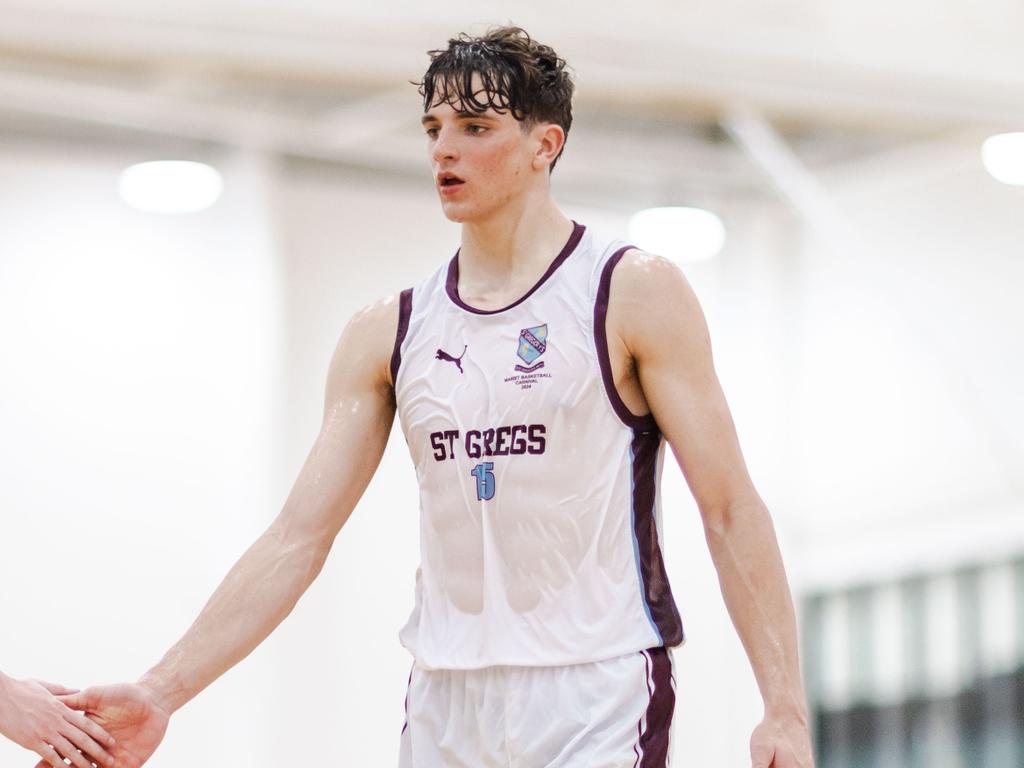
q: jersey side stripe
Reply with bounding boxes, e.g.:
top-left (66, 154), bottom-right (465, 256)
top-left (593, 244), bottom-right (657, 432)
top-left (390, 287), bottom-right (414, 390)
top-left (632, 429), bottom-right (685, 647)
top-left (594, 245), bottom-right (685, 648)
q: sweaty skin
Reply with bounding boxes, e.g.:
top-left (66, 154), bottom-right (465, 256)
top-left (608, 249), bottom-right (814, 768)
top-left (59, 70), bottom-right (813, 768)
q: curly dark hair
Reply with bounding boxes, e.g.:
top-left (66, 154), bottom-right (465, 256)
top-left (413, 25), bottom-right (575, 172)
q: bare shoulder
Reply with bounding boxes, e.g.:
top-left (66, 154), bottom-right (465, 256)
top-left (325, 292), bottom-right (403, 410)
top-left (608, 248), bottom-right (709, 354)
top-left (341, 292), bottom-right (402, 344)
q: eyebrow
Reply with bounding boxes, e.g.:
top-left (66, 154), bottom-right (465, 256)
top-left (420, 111), bottom-right (498, 126)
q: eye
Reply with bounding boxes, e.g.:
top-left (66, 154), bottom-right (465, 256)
top-left (424, 127), bottom-right (439, 138)
top-left (467, 124), bottom-right (487, 134)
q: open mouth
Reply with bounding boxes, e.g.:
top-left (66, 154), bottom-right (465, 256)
top-left (439, 173), bottom-right (465, 187)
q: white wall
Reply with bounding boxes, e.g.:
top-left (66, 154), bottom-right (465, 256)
top-left (792, 146), bottom-right (1024, 590)
top-left (0, 140), bottom-right (285, 766)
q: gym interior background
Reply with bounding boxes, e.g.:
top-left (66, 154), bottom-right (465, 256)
top-left (1, 2), bottom-right (1022, 766)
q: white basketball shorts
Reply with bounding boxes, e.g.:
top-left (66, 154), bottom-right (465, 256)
top-left (397, 645), bottom-right (677, 767)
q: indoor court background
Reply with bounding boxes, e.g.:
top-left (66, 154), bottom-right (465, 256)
top-left (1, 2), bottom-right (1022, 766)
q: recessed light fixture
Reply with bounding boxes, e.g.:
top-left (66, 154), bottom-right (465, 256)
top-left (981, 132), bottom-right (1024, 186)
top-left (118, 161), bottom-right (224, 213)
top-left (628, 206), bottom-right (726, 263)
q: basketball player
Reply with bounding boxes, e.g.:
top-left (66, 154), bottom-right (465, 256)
top-left (56, 26), bottom-right (814, 768)
top-left (0, 671), bottom-right (116, 768)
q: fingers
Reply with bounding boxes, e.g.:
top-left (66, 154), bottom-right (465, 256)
top-left (63, 708), bottom-right (116, 751)
top-left (57, 691), bottom-right (88, 710)
top-left (61, 719), bottom-right (115, 767)
top-left (37, 681), bottom-right (80, 696)
top-left (47, 733), bottom-right (96, 768)
top-left (36, 741), bottom-right (72, 768)
top-left (35, 741), bottom-right (67, 768)
top-left (33, 754), bottom-right (60, 768)
top-left (750, 743), bottom-right (774, 768)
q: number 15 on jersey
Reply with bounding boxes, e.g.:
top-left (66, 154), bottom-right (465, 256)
top-left (471, 462), bottom-right (496, 500)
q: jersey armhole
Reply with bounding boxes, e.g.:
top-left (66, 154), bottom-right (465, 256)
top-left (389, 287), bottom-right (414, 394)
top-left (593, 245), bottom-right (659, 433)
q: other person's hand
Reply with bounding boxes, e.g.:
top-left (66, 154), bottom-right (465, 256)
top-left (0, 674), bottom-right (117, 768)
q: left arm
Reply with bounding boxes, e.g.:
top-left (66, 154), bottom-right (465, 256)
top-left (608, 249), bottom-right (814, 768)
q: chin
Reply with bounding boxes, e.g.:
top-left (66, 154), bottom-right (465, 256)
top-left (439, 203), bottom-right (477, 224)
top-left (441, 207), bottom-right (467, 223)
top-left (439, 198), bottom-right (502, 225)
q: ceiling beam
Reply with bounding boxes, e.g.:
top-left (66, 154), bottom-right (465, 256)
top-left (1, 5), bottom-right (1022, 130)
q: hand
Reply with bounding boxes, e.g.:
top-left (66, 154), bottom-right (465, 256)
top-left (0, 676), bottom-right (117, 768)
top-left (749, 712), bottom-right (815, 768)
top-left (45, 684), bottom-right (170, 768)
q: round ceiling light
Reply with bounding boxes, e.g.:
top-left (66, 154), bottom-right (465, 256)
top-left (981, 132), bottom-right (1024, 186)
top-left (118, 161), bottom-right (224, 213)
top-left (627, 206), bottom-right (726, 263)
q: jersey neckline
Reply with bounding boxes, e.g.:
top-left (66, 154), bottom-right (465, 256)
top-left (444, 220), bottom-right (586, 315)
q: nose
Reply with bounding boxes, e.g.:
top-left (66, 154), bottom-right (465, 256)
top-left (430, 125), bottom-right (458, 164)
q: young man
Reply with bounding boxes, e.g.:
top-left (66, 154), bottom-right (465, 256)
top-left (56, 26), bottom-right (814, 768)
top-left (0, 671), bottom-right (116, 768)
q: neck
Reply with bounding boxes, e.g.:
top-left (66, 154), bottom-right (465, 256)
top-left (457, 195), bottom-right (574, 290)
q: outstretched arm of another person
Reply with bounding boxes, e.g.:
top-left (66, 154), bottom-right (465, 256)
top-left (609, 250), bottom-right (814, 768)
top-left (55, 294), bottom-right (402, 768)
top-left (0, 672), bottom-right (117, 768)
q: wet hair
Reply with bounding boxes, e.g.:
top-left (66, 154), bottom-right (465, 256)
top-left (414, 25), bottom-right (575, 172)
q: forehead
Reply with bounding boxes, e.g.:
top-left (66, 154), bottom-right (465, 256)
top-left (420, 102), bottom-right (506, 124)
top-left (421, 70), bottom-right (515, 123)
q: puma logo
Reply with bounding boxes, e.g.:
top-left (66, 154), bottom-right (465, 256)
top-left (435, 344), bottom-right (468, 374)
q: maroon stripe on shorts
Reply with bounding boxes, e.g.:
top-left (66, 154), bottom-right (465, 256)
top-left (637, 647), bottom-right (676, 767)
top-left (400, 661), bottom-right (414, 735)
top-left (632, 650), bottom-right (652, 768)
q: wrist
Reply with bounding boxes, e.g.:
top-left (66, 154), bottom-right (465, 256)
top-left (0, 672), bottom-right (11, 713)
top-left (764, 694), bottom-right (810, 725)
top-left (137, 670), bottom-right (185, 716)
top-left (0, 672), bottom-right (18, 703)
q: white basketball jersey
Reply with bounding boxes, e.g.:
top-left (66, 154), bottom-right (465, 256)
top-left (391, 221), bottom-right (684, 670)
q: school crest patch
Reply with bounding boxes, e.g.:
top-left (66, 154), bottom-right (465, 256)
top-left (516, 324), bottom-right (547, 371)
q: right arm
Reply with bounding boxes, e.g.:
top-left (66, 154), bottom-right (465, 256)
top-left (138, 293), bottom-right (401, 713)
top-left (58, 294), bottom-right (402, 768)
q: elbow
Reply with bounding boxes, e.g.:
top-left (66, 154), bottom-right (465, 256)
top-left (296, 537), bottom-right (332, 583)
top-left (700, 503), bottom-right (732, 541)
top-left (699, 493), bottom-right (767, 539)
top-left (266, 520), bottom-right (333, 583)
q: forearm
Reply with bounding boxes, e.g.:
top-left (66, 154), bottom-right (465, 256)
top-left (0, 670), bottom-right (20, 713)
top-left (138, 524), bottom-right (328, 715)
top-left (703, 498), bottom-right (809, 721)
top-left (0, 670), bottom-right (13, 721)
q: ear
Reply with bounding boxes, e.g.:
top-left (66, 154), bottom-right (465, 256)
top-left (530, 122), bottom-right (565, 171)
